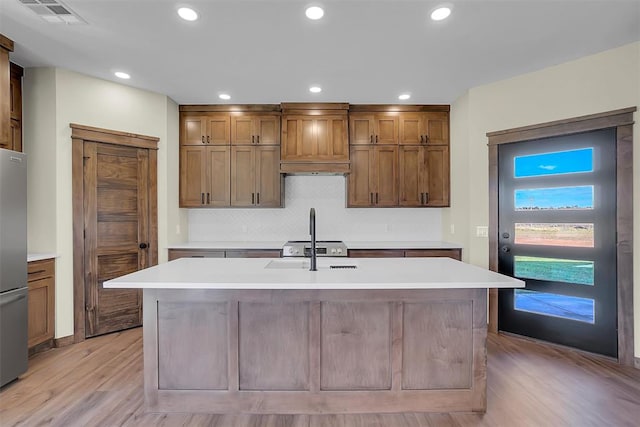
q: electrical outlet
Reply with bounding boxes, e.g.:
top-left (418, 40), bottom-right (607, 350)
top-left (175, 224), bottom-right (181, 235)
top-left (450, 224), bottom-right (455, 235)
top-left (476, 226), bottom-right (488, 238)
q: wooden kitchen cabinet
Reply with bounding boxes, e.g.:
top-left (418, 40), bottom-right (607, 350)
top-left (349, 113), bottom-right (399, 145)
top-left (280, 103), bottom-right (349, 173)
top-left (168, 249), bottom-right (226, 260)
top-left (231, 145), bottom-right (281, 207)
top-left (348, 145), bottom-right (398, 207)
top-left (399, 145), bottom-right (450, 206)
top-left (168, 249), bottom-right (281, 260)
top-left (180, 113), bottom-right (230, 146)
top-left (399, 112), bottom-right (449, 146)
top-left (231, 113), bottom-right (280, 145)
top-left (27, 258), bottom-right (55, 354)
top-left (348, 248), bottom-right (461, 260)
top-left (179, 145), bottom-right (231, 207)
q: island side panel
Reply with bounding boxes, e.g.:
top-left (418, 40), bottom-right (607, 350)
top-left (145, 288), bottom-right (488, 414)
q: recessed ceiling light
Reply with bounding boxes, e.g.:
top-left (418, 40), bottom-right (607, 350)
top-left (309, 86), bottom-right (322, 93)
top-left (219, 94), bottom-right (231, 100)
top-left (178, 7), bottom-right (198, 21)
top-left (114, 71), bottom-right (130, 79)
top-left (398, 94), bottom-right (411, 100)
top-left (431, 7), bottom-right (451, 21)
top-left (305, 6), bottom-right (324, 20)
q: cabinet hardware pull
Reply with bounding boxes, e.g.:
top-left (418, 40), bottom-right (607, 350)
top-left (252, 135), bottom-right (255, 144)
top-left (420, 135), bottom-right (424, 144)
top-left (257, 193), bottom-right (260, 204)
top-left (252, 193), bottom-right (255, 204)
top-left (201, 193), bottom-right (205, 204)
top-left (256, 135), bottom-right (260, 144)
top-left (207, 135), bottom-right (210, 144)
top-left (206, 193), bottom-right (210, 204)
top-left (421, 192), bottom-right (424, 204)
top-left (375, 135), bottom-right (378, 144)
top-left (28, 269), bottom-right (46, 275)
top-left (370, 192), bottom-right (373, 204)
top-left (376, 193), bottom-right (379, 204)
top-left (201, 136), bottom-right (205, 144)
top-left (370, 135), bottom-right (373, 144)
top-left (425, 192), bottom-right (429, 204)
top-left (424, 135), bottom-right (428, 144)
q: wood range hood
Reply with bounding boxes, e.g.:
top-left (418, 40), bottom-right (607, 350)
top-left (279, 103), bottom-right (351, 175)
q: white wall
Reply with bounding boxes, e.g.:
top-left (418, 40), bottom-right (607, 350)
top-left (189, 175), bottom-right (443, 242)
top-left (446, 41), bottom-right (640, 357)
top-left (24, 68), bottom-right (180, 338)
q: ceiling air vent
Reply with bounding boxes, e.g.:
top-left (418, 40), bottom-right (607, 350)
top-left (18, 0), bottom-right (87, 24)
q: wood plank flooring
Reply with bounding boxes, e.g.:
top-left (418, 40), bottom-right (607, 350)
top-left (1, 327), bottom-right (639, 426)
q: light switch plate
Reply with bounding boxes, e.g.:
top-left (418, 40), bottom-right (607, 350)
top-left (476, 226), bottom-right (488, 238)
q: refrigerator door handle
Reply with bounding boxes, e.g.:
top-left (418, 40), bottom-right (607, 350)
top-left (0, 292), bottom-right (27, 306)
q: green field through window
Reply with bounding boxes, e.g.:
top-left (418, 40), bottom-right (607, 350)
top-left (514, 256), bottom-right (594, 285)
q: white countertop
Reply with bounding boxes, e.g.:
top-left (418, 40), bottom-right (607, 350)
top-left (104, 257), bottom-right (523, 290)
top-left (168, 241), bottom-right (462, 250)
top-left (27, 253), bottom-right (57, 263)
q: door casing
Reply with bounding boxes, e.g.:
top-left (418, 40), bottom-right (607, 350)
top-left (71, 124), bottom-right (158, 343)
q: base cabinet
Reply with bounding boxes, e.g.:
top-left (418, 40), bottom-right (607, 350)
top-left (27, 259), bottom-right (55, 354)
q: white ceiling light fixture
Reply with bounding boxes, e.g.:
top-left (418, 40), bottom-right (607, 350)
top-left (305, 6), bottom-right (324, 20)
top-left (398, 93), bottom-right (411, 100)
top-left (114, 71), bottom-right (130, 79)
top-left (309, 86), bottom-right (322, 93)
top-left (431, 6), bottom-right (452, 21)
top-left (219, 93), bottom-right (231, 100)
top-left (178, 7), bottom-right (198, 21)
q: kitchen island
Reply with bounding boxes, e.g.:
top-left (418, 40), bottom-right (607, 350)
top-left (105, 257), bottom-right (523, 414)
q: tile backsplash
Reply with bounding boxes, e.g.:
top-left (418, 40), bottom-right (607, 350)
top-left (188, 176), bottom-right (443, 241)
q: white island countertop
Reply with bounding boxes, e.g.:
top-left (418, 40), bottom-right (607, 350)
top-left (105, 257), bottom-right (523, 290)
top-left (167, 241), bottom-right (462, 250)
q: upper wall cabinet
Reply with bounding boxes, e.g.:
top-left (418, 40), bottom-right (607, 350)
top-left (399, 112), bottom-right (449, 145)
top-left (0, 34), bottom-right (16, 151)
top-left (231, 113), bottom-right (280, 145)
top-left (181, 113), bottom-right (230, 146)
top-left (280, 103), bottom-right (350, 174)
top-left (349, 113), bottom-right (399, 145)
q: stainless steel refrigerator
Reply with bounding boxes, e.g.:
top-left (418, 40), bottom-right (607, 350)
top-left (0, 148), bottom-right (28, 387)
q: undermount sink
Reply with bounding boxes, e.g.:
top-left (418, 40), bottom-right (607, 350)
top-left (265, 259), bottom-right (358, 270)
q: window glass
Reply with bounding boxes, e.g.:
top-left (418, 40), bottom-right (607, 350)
top-left (514, 256), bottom-right (594, 285)
top-left (514, 289), bottom-right (594, 323)
top-left (514, 148), bottom-right (593, 178)
top-left (515, 223), bottom-right (594, 247)
top-left (515, 186), bottom-right (593, 211)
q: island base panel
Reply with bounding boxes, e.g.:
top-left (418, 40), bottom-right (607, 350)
top-left (143, 288), bottom-right (487, 414)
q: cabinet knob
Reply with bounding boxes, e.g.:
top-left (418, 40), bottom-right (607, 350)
top-left (139, 243), bottom-right (148, 249)
top-left (420, 135), bottom-right (424, 144)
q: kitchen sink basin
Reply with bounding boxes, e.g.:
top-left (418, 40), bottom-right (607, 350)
top-left (265, 259), bottom-right (358, 270)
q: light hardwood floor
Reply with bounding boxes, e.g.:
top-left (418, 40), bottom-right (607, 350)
top-left (1, 327), bottom-right (639, 426)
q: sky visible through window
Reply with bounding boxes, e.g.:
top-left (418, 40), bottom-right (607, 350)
top-left (514, 148), bottom-right (593, 178)
top-left (515, 186), bottom-right (593, 210)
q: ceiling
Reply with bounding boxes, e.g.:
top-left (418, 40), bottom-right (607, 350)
top-left (1, 0), bottom-right (639, 105)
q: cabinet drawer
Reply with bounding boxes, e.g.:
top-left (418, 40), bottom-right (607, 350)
top-left (404, 249), bottom-right (461, 260)
top-left (225, 250), bottom-right (281, 258)
top-left (27, 259), bottom-right (55, 282)
top-left (168, 249), bottom-right (225, 260)
top-left (348, 250), bottom-right (405, 258)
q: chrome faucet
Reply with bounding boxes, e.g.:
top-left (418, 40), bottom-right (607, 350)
top-left (309, 208), bottom-right (317, 271)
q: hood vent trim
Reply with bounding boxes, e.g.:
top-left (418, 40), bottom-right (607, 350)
top-left (280, 162), bottom-right (350, 175)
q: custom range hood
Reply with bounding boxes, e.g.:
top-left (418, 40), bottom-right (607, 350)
top-left (279, 103), bottom-right (350, 175)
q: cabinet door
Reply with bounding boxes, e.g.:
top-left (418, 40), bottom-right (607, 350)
top-left (181, 116), bottom-right (207, 145)
top-left (373, 146), bottom-right (398, 206)
top-left (281, 116), bottom-right (346, 162)
top-left (180, 146), bottom-right (207, 207)
top-left (10, 73), bottom-right (21, 121)
top-left (399, 113), bottom-right (424, 145)
top-left (231, 146), bottom-right (256, 206)
top-left (399, 146), bottom-right (426, 206)
top-left (10, 118), bottom-right (21, 152)
top-left (255, 115), bottom-right (280, 145)
top-left (231, 115), bottom-right (254, 145)
top-left (374, 114), bottom-right (398, 145)
top-left (404, 249), bottom-right (461, 260)
top-left (425, 146), bottom-right (450, 206)
top-left (27, 276), bottom-right (55, 348)
top-left (349, 114), bottom-right (375, 145)
top-left (206, 146), bottom-right (231, 206)
top-left (207, 114), bottom-right (231, 145)
top-left (348, 146), bottom-right (374, 207)
top-left (255, 145), bottom-right (281, 207)
top-left (424, 112), bottom-right (449, 145)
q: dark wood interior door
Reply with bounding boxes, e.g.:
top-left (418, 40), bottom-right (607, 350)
top-left (83, 142), bottom-right (150, 337)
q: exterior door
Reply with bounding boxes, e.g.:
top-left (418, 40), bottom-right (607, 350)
top-left (497, 129), bottom-right (617, 357)
top-left (83, 142), bottom-right (150, 337)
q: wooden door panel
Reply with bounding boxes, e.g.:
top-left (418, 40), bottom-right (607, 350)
top-left (425, 112), bottom-right (449, 145)
top-left (206, 146), bottom-right (230, 206)
top-left (301, 119), bottom-right (315, 156)
top-left (315, 119), bottom-right (329, 156)
top-left (231, 115), bottom-right (253, 145)
top-left (255, 146), bottom-right (281, 207)
top-left (399, 114), bottom-right (423, 145)
top-left (181, 116), bottom-right (206, 145)
top-left (256, 115), bottom-right (280, 145)
top-left (375, 115), bottom-right (398, 145)
top-left (374, 146), bottom-right (398, 206)
top-left (84, 142), bottom-right (146, 337)
top-left (281, 118), bottom-right (299, 161)
top-left (179, 146), bottom-right (206, 207)
top-left (425, 146), bottom-right (449, 206)
top-left (331, 118), bottom-right (348, 160)
top-left (231, 146), bottom-right (255, 206)
top-left (350, 115), bottom-right (374, 145)
top-left (399, 146), bottom-right (425, 206)
top-left (348, 147), bottom-right (373, 207)
top-left (207, 115), bottom-right (230, 145)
